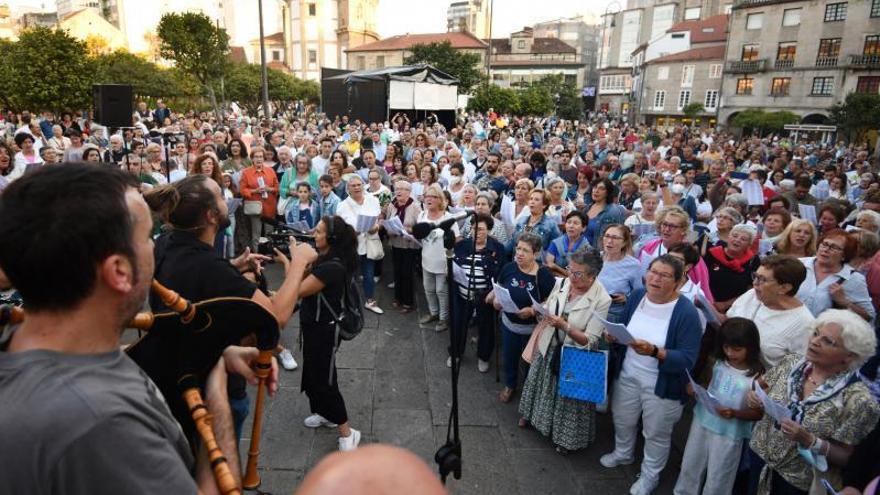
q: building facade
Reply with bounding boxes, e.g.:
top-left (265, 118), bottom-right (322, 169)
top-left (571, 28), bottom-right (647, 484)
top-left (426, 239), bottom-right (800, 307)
top-left (345, 31), bottom-right (487, 72)
top-left (447, 0), bottom-right (491, 39)
top-left (489, 27), bottom-right (583, 88)
top-left (719, 0), bottom-right (880, 126)
top-left (533, 15), bottom-right (602, 88)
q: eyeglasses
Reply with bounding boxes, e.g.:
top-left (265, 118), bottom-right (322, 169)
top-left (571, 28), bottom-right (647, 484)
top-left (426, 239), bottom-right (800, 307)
top-left (660, 222), bottom-right (684, 230)
top-left (751, 273), bottom-right (775, 286)
top-left (647, 269), bottom-right (676, 280)
top-left (811, 329), bottom-right (840, 348)
top-left (568, 269), bottom-right (589, 279)
top-left (819, 241), bottom-right (844, 252)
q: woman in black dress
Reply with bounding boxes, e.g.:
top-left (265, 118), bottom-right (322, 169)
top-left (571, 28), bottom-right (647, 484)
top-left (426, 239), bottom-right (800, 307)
top-left (295, 215), bottom-right (362, 451)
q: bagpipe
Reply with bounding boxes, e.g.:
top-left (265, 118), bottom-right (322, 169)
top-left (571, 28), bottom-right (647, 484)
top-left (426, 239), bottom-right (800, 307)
top-left (1, 280), bottom-right (279, 494)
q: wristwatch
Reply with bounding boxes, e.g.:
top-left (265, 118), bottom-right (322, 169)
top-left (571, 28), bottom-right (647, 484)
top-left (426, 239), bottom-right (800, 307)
top-left (651, 345), bottom-right (659, 358)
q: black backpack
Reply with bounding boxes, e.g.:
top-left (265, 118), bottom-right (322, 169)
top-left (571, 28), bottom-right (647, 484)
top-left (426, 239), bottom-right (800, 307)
top-left (317, 260), bottom-right (364, 341)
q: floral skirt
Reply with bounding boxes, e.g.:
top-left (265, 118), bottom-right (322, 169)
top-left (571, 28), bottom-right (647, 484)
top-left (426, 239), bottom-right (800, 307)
top-left (518, 338), bottom-right (596, 451)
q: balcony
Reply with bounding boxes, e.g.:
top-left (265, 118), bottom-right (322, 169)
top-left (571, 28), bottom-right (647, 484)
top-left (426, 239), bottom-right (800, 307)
top-left (774, 59), bottom-right (794, 70)
top-left (816, 57), bottom-right (838, 68)
top-left (850, 54), bottom-right (880, 69)
top-left (726, 59), bottom-right (766, 73)
top-left (732, 0), bottom-right (777, 8)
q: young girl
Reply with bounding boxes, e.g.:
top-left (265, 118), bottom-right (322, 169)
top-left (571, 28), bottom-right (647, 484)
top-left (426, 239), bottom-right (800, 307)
top-left (673, 318), bottom-right (764, 495)
top-left (286, 183), bottom-right (320, 231)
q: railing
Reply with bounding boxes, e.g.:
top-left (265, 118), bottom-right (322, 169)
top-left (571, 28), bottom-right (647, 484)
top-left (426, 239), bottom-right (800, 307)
top-left (726, 59), bottom-right (766, 73)
top-left (774, 59), bottom-right (794, 69)
top-left (733, 0), bottom-right (777, 7)
top-left (850, 54), bottom-right (880, 68)
top-left (815, 57), bottom-right (838, 67)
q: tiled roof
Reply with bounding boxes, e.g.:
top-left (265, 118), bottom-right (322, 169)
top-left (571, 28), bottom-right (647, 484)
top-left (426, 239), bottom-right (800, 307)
top-left (250, 32), bottom-right (285, 44)
top-left (346, 31), bottom-right (487, 52)
top-left (649, 44), bottom-right (725, 63)
top-left (489, 37), bottom-right (576, 55)
top-left (667, 14), bottom-right (729, 44)
top-left (229, 46), bottom-right (247, 63)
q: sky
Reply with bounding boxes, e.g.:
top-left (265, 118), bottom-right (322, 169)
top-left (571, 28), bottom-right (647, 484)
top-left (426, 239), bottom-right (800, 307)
top-left (10, 0), bottom-right (605, 38)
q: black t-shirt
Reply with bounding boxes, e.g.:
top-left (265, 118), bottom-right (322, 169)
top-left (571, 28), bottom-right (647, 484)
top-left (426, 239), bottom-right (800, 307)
top-left (151, 231), bottom-right (257, 399)
top-left (702, 250), bottom-right (760, 303)
top-left (300, 259), bottom-right (346, 327)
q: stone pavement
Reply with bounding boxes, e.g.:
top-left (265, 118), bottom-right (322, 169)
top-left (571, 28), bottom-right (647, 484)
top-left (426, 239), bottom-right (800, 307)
top-left (240, 264), bottom-right (687, 495)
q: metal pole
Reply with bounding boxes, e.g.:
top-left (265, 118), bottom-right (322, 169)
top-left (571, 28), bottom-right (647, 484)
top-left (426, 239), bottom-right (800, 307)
top-left (486, 0), bottom-right (494, 83)
top-left (258, 0), bottom-right (271, 119)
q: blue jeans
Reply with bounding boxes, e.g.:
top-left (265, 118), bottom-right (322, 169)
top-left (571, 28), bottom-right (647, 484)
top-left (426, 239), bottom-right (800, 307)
top-left (360, 255), bottom-right (375, 299)
top-left (501, 323), bottom-right (531, 390)
top-left (230, 393), bottom-right (250, 445)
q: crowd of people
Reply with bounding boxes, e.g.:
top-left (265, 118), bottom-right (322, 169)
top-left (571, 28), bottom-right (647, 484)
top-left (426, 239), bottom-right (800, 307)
top-left (3, 102), bottom-right (880, 495)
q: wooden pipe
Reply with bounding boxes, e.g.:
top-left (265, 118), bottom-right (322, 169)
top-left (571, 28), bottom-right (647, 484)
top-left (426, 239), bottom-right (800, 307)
top-left (182, 385), bottom-right (242, 495)
top-left (242, 349), bottom-right (273, 490)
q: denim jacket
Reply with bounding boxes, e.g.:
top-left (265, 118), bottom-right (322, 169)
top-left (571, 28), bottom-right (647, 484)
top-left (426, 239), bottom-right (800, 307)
top-left (507, 213), bottom-right (562, 255)
top-left (316, 191), bottom-right (341, 219)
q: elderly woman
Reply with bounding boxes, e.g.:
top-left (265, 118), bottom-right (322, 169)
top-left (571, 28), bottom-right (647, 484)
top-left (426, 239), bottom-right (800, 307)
top-left (702, 207), bottom-right (743, 253)
top-left (385, 180), bottom-right (422, 313)
top-left (449, 214), bottom-right (505, 372)
top-left (508, 188), bottom-right (562, 255)
top-left (773, 219), bottom-right (818, 258)
top-left (703, 224), bottom-right (761, 312)
top-left (585, 177), bottom-right (627, 248)
top-left (727, 255), bottom-right (816, 367)
top-left (337, 175), bottom-right (384, 314)
top-left (239, 146), bottom-right (279, 250)
top-left (417, 184), bottom-right (460, 331)
top-left (796, 228), bottom-right (875, 322)
top-left (461, 191), bottom-right (509, 245)
top-left (759, 207), bottom-right (793, 254)
top-left (545, 176), bottom-right (574, 222)
top-left (46, 124), bottom-right (71, 152)
top-left (488, 232), bottom-right (556, 403)
top-left (601, 255), bottom-right (703, 495)
top-left (617, 172), bottom-right (641, 213)
top-left (746, 310), bottom-right (880, 495)
top-left (280, 152), bottom-right (319, 202)
top-left (598, 224), bottom-right (644, 323)
top-left (518, 248), bottom-right (611, 454)
top-left (545, 211), bottom-right (590, 277)
top-left (855, 209), bottom-right (880, 235)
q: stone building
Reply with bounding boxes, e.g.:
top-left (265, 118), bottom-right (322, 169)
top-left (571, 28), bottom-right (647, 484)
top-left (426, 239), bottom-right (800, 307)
top-left (344, 31), bottom-right (487, 72)
top-left (489, 27), bottom-right (583, 88)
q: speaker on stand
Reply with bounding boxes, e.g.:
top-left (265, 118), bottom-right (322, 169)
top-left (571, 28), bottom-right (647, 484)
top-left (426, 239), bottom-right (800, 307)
top-left (92, 84), bottom-right (133, 128)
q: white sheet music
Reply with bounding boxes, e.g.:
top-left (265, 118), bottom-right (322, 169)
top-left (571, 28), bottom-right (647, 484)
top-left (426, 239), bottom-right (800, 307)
top-left (597, 314), bottom-right (634, 345)
top-left (452, 262), bottom-right (469, 287)
top-left (356, 214), bottom-right (378, 233)
top-left (529, 294), bottom-right (549, 316)
top-left (492, 282), bottom-right (521, 313)
top-left (798, 203), bottom-right (817, 225)
top-left (687, 370), bottom-right (722, 415)
top-left (741, 179), bottom-right (765, 206)
top-left (500, 194), bottom-right (516, 230)
top-left (755, 383), bottom-right (791, 423)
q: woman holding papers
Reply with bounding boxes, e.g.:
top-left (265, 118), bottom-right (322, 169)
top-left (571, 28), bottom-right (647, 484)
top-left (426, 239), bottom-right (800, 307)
top-left (545, 211), bottom-right (590, 277)
top-left (449, 214), bottom-right (505, 373)
top-left (598, 224), bottom-right (643, 323)
top-left (385, 180), bottom-right (422, 313)
top-left (745, 310), bottom-right (879, 495)
top-left (600, 255), bottom-right (702, 495)
top-left (703, 224), bottom-right (761, 313)
top-left (487, 232), bottom-right (556, 403)
top-left (417, 184), bottom-right (460, 332)
top-left (337, 175), bottom-right (384, 314)
top-left (518, 248), bottom-right (610, 454)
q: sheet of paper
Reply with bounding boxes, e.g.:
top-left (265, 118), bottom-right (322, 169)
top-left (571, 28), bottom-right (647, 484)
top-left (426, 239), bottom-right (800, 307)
top-left (755, 383), bottom-right (791, 423)
top-left (798, 203), bottom-right (817, 225)
top-left (411, 182), bottom-right (425, 198)
top-left (846, 170), bottom-right (860, 187)
top-left (695, 292), bottom-right (719, 325)
top-left (631, 223), bottom-right (657, 239)
top-left (812, 182), bottom-right (830, 201)
top-left (529, 294), bottom-right (549, 316)
top-left (356, 214), bottom-right (377, 233)
top-left (383, 216), bottom-right (417, 242)
top-left (687, 370), bottom-right (722, 415)
top-left (596, 314), bottom-right (634, 345)
top-left (500, 193), bottom-right (515, 229)
top-left (741, 179), bottom-right (765, 206)
top-left (226, 198), bottom-right (242, 216)
top-left (821, 478), bottom-right (840, 495)
top-left (758, 239), bottom-right (774, 256)
top-left (492, 282), bottom-right (521, 313)
top-left (288, 220), bottom-right (310, 232)
top-left (452, 262), bottom-right (469, 288)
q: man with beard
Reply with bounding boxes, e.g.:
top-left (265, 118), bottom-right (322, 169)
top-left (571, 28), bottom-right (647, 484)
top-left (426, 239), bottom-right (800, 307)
top-left (472, 152), bottom-right (504, 193)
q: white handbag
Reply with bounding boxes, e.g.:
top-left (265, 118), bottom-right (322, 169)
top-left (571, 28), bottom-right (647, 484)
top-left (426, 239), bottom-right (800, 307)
top-left (243, 200), bottom-right (263, 216)
top-left (365, 234), bottom-right (384, 260)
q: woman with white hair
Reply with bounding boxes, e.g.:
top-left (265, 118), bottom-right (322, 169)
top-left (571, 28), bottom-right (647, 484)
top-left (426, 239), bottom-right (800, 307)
top-left (856, 210), bottom-right (880, 235)
top-left (703, 223), bottom-right (761, 312)
top-left (46, 124), bottom-right (70, 153)
top-left (337, 175), bottom-right (384, 314)
top-left (745, 309), bottom-right (880, 495)
top-left (700, 207), bottom-right (743, 255)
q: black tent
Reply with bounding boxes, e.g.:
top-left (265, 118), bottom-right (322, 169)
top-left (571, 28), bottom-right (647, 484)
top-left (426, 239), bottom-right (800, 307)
top-left (321, 64), bottom-right (459, 128)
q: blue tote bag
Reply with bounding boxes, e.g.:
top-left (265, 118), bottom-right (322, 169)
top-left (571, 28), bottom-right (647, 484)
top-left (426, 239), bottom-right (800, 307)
top-left (558, 347), bottom-right (608, 404)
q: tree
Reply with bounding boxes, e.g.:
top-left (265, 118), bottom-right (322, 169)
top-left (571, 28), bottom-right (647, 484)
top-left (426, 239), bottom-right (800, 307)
top-left (732, 108), bottom-right (799, 135)
top-left (157, 12), bottom-right (230, 118)
top-left (830, 92), bottom-right (880, 142)
top-left (93, 50), bottom-right (196, 101)
top-left (404, 41), bottom-right (483, 93)
top-left (0, 28), bottom-right (94, 113)
top-left (530, 74), bottom-right (583, 120)
top-left (467, 83), bottom-right (519, 114)
top-left (517, 84), bottom-right (554, 116)
top-left (221, 61), bottom-right (321, 114)
top-left (682, 102), bottom-right (704, 121)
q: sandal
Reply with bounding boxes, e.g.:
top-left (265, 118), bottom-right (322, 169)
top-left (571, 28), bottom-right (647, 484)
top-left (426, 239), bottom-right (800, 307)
top-left (399, 305), bottom-right (413, 314)
top-left (391, 300), bottom-right (402, 309)
top-left (517, 417), bottom-right (529, 429)
top-left (498, 387), bottom-right (514, 403)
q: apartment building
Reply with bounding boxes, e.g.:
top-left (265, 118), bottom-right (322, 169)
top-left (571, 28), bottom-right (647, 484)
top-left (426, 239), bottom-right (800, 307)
top-left (447, 0), bottom-right (491, 39)
top-left (533, 16), bottom-right (602, 88)
top-left (345, 31), bottom-right (487, 72)
top-left (489, 27), bottom-right (583, 88)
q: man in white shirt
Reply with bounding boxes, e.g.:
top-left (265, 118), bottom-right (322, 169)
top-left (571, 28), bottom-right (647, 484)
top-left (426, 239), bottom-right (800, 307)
top-left (311, 136), bottom-right (333, 176)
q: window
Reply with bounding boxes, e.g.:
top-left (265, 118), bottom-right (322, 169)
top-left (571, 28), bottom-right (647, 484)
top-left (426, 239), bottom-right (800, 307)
top-left (356, 55), bottom-right (365, 70)
top-left (818, 38), bottom-right (841, 58)
top-left (782, 8), bottom-right (801, 26)
top-left (651, 4), bottom-right (676, 40)
top-left (653, 90), bottom-right (666, 110)
top-left (599, 74), bottom-right (631, 92)
top-left (308, 49), bottom-right (317, 64)
top-left (741, 44), bottom-right (760, 61)
top-left (517, 39), bottom-right (525, 49)
top-left (678, 90), bottom-right (691, 109)
top-left (376, 55), bottom-right (385, 68)
top-left (746, 13), bottom-right (763, 30)
top-left (824, 2), bottom-right (847, 21)
top-left (873, 0), bottom-right (880, 17)
top-left (271, 50), bottom-right (281, 61)
top-left (770, 77), bottom-right (791, 96)
top-left (308, 2), bottom-right (316, 16)
top-left (618, 10), bottom-right (643, 66)
top-left (736, 77), bottom-right (754, 95)
top-left (811, 77), bottom-right (834, 95)
top-left (857, 76), bottom-right (880, 93)
top-left (864, 35), bottom-right (880, 56)
top-left (685, 7), bottom-right (701, 20)
top-left (681, 65), bottom-right (694, 87)
top-left (777, 42), bottom-right (797, 60)
top-left (658, 66), bottom-right (669, 80)
top-left (709, 63), bottom-right (723, 78)
top-left (704, 90), bottom-right (719, 110)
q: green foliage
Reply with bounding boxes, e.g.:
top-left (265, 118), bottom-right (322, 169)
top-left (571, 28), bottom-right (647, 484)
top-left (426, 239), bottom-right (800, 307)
top-left (517, 84), bottom-right (554, 116)
top-left (467, 75), bottom-right (584, 118)
top-left (682, 102), bottom-right (705, 120)
top-left (532, 74), bottom-right (583, 120)
top-left (221, 62), bottom-right (320, 113)
top-left (156, 12), bottom-right (229, 86)
top-left (467, 83), bottom-right (520, 114)
top-left (830, 92), bottom-right (880, 142)
top-left (403, 41), bottom-right (484, 93)
top-left (732, 108), bottom-right (799, 135)
top-left (93, 50), bottom-right (197, 100)
top-left (0, 28), bottom-right (94, 112)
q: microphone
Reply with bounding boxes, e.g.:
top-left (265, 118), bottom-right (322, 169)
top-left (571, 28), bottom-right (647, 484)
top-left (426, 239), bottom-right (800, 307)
top-left (412, 209), bottom-right (475, 239)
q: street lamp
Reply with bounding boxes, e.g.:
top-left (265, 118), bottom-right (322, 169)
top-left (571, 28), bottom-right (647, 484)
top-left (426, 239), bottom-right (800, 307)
top-left (596, 1), bottom-right (622, 114)
top-left (258, 0), bottom-right (271, 119)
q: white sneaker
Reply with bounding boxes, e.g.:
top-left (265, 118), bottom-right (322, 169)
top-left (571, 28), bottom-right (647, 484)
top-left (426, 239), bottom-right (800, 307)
top-left (338, 428), bottom-right (361, 451)
top-left (278, 349), bottom-right (298, 371)
top-left (600, 452), bottom-right (635, 468)
top-left (629, 475), bottom-right (657, 495)
top-left (478, 359), bottom-right (490, 373)
top-left (446, 356), bottom-right (452, 368)
top-left (387, 281), bottom-right (395, 288)
top-left (373, 276), bottom-right (380, 283)
top-left (364, 300), bottom-right (384, 314)
top-left (303, 414), bottom-right (337, 428)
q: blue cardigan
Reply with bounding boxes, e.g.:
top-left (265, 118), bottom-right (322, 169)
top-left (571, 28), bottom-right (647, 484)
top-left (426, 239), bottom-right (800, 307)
top-left (615, 288), bottom-right (702, 403)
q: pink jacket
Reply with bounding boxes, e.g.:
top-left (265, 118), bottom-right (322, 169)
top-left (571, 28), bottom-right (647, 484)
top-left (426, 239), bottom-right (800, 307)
top-left (639, 238), bottom-right (715, 303)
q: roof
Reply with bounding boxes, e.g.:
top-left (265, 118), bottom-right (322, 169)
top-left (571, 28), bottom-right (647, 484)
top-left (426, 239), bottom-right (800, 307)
top-left (250, 32), bottom-right (285, 44)
top-left (667, 14), bottom-right (729, 44)
top-left (59, 8), bottom-right (94, 22)
top-left (229, 46), bottom-right (247, 63)
top-left (649, 44), bottom-right (725, 63)
top-left (346, 31), bottom-right (487, 52)
top-left (324, 64), bottom-right (459, 85)
top-left (489, 37), bottom-right (576, 55)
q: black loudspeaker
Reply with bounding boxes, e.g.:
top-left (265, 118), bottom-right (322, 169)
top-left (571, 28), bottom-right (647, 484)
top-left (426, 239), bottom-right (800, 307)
top-left (92, 84), bottom-right (133, 128)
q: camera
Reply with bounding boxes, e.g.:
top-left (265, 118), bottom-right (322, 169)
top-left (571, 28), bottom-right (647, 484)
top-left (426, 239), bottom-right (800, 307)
top-left (256, 223), bottom-right (315, 258)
